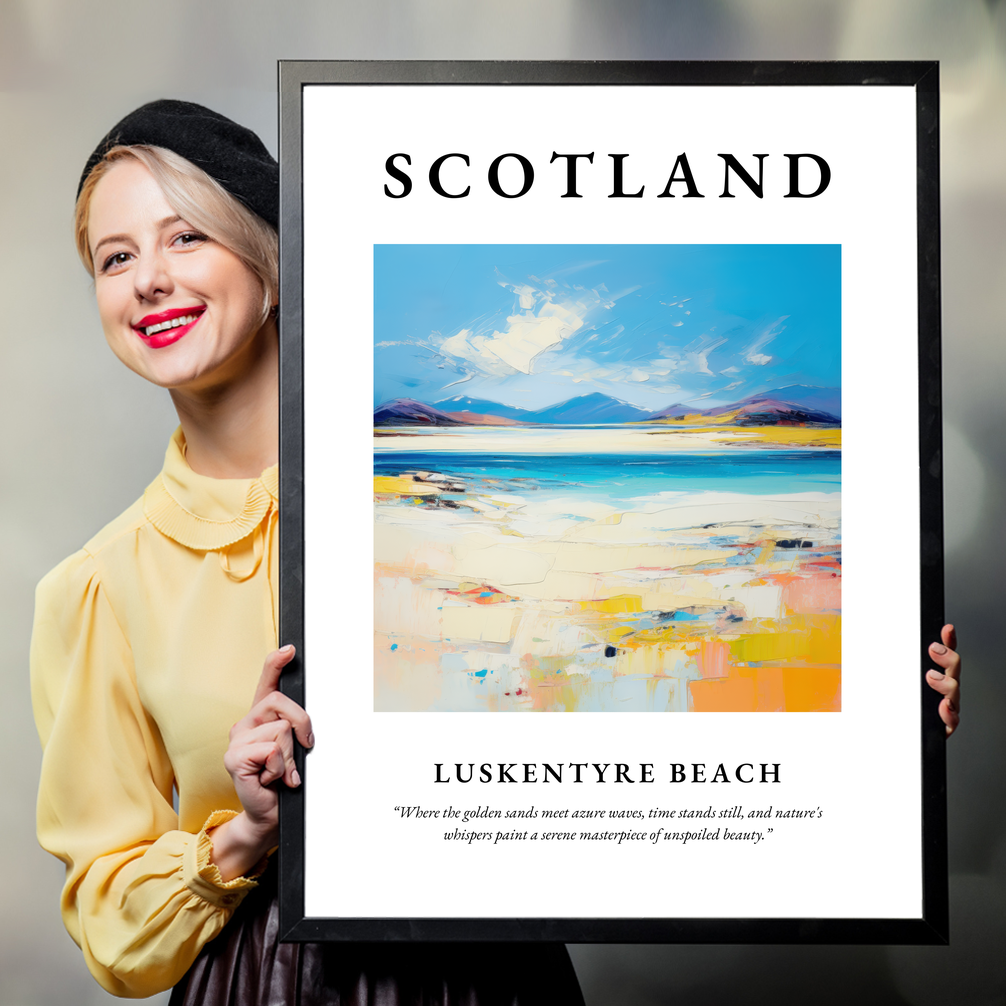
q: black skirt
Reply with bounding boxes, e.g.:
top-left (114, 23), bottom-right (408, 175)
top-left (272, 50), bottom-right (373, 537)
top-left (169, 869), bottom-right (585, 1006)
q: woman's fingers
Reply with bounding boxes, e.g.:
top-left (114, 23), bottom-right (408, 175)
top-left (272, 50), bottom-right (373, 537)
top-left (224, 738), bottom-right (287, 787)
top-left (929, 641), bottom-right (960, 680)
top-left (940, 698), bottom-right (960, 736)
top-left (223, 645), bottom-right (311, 814)
top-left (253, 691), bottom-right (314, 748)
top-left (926, 669), bottom-right (960, 736)
top-left (928, 633), bottom-right (961, 686)
top-left (941, 623), bottom-right (958, 653)
top-left (230, 719), bottom-right (302, 788)
top-left (924, 679), bottom-right (960, 736)
top-left (252, 644), bottom-right (296, 707)
top-left (926, 668), bottom-right (959, 704)
top-left (232, 689), bottom-right (314, 750)
top-left (927, 623), bottom-right (961, 737)
top-left (239, 644), bottom-right (314, 749)
top-left (259, 742), bottom-right (289, 787)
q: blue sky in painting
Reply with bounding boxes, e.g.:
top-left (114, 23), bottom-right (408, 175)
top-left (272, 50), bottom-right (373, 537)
top-left (373, 245), bottom-right (840, 413)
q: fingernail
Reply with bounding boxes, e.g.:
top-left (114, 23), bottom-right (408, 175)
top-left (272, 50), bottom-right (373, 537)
top-left (306, 732), bottom-right (315, 748)
top-left (280, 644), bottom-right (295, 654)
top-left (927, 669), bottom-right (944, 679)
top-left (931, 643), bottom-right (947, 655)
top-left (292, 768), bottom-right (301, 787)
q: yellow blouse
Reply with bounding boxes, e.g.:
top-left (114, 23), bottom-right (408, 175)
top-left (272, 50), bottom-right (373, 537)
top-left (31, 429), bottom-right (279, 998)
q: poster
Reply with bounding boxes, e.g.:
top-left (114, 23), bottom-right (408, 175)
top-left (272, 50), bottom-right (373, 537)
top-left (278, 62), bottom-right (945, 942)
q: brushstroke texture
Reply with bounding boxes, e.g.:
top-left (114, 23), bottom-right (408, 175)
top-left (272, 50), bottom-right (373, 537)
top-left (373, 245), bottom-right (841, 712)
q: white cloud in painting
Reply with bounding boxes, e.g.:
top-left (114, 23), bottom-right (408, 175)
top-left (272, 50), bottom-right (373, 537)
top-left (430, 265), bottom-right (747, 396)
top-left (552, 364), bottom-right (615, 384)
top-left (744, 317), bottom-right (788, 366)
top-left (439, 300), bottom-right (586, 375)
top-left (544, 353), bottom-right (693, 392)
top-left (441, 371), bottom-right (475, 390)
top-left (436, 275), bottom-right (639, 377)
top-left (682, 333), bottom-right (728, 376)
top-left (510, 283), bottom-right (538, 310)
top-left (539, 324), bottom-right (731, 392)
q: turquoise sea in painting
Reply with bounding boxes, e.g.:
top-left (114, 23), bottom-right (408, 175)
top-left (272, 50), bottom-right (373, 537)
top-left (374, 448), bottom-right (840, 504)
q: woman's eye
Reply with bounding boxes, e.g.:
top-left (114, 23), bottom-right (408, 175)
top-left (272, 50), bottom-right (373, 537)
top-left (101, 251), bottom-right (132, 273)
top-left (173, 231), bottom-right (208, 248)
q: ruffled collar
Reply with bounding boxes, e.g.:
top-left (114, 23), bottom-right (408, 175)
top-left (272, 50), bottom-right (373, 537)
top-left (143, 428), bottom-right (278, 551)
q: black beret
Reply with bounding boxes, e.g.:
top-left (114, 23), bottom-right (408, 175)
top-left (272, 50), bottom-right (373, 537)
top-left (78, 99), bottom-right (278, 228)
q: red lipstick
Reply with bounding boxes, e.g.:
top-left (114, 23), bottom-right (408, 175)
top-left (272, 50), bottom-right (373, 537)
top-left (132, 306), bottom-right (206, 349)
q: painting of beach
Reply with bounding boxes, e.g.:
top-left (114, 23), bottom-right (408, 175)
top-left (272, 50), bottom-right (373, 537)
top-left (373, 245), bottom-right (840, 712)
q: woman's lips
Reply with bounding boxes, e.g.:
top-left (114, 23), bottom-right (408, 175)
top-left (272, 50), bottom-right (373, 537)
top-left (133, 307), bottom-right (205, 349)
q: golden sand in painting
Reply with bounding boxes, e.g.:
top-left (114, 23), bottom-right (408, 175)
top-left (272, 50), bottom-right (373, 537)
top-left (642, 418), bottom-right (843, 450)
top-left (373, 452), bottom-right (841, 712)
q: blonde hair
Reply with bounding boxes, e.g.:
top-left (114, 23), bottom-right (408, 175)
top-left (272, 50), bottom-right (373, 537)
top-left (75, 145), bottom-right (278, 322)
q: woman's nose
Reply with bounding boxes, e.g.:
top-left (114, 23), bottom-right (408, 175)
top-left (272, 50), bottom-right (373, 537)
top-left (133, 249), bottom-right (173, 302)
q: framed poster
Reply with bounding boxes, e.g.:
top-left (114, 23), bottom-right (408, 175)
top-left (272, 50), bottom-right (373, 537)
top-left (277, 61), bottom-right (946, 943)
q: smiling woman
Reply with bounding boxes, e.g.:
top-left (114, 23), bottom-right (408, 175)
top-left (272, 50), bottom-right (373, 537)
top-left (85, 158), bottom-right (272, 395)
top-left (30, 100), bottom-right (585, 1004)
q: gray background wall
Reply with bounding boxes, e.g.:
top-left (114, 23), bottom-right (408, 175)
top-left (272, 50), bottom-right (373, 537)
top-left (1, 2), bottom-right (1003, 1003)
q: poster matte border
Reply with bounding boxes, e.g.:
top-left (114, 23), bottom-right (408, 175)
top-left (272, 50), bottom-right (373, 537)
top-left (277, 60), bottom-right (946, 945)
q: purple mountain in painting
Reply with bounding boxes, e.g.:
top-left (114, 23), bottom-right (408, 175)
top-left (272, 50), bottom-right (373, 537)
top-left (728, 399), bottom-right (839, 426)
top-left (650, 386), bottom-right (840, 426)
top-left (747, 385), bottom-right (841, 419)
top-left (373, 399), bottom-right (465, 426)
top-left (525, 393), bottom-right (654, 425)
top-left (376, 386), bottom-right (840, 427)
top-left (434, 396), bottom-right (534, 421)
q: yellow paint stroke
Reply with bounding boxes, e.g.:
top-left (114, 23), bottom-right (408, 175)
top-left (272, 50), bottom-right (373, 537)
top-left (580, 594), bottom-right (644, 614)
top-left (642, 423), bottom-right (841, 449)
top-left (717, 427), bottom-right (841, 448)
top-left (729, 614), bottom-right (841, 665)
top-left (374, 475), bottom-right (440, 496)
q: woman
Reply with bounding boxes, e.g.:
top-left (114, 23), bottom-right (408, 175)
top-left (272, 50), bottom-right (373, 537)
top-left (31, 100), bottom-right (586, 1004)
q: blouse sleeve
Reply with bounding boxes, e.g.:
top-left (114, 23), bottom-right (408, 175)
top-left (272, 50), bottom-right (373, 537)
top-left (31, 549), bottom-right (262, 998)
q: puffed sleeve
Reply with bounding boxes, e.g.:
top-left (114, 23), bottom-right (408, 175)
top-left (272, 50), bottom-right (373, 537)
top-left (31, 549), bottom-right (262, 998)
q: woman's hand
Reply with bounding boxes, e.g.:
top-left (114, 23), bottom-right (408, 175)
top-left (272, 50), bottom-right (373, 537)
top-left (209, 645), bottom-right (314, 881)
top-left (926, 624), bottom-right (961, 737)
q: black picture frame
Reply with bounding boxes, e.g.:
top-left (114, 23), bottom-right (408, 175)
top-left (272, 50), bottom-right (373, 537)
top-left (277, 60), bottom-right (945, 944)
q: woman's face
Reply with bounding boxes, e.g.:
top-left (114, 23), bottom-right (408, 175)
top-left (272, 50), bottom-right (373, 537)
top-left (87, 158), bottom-right (269, 392)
